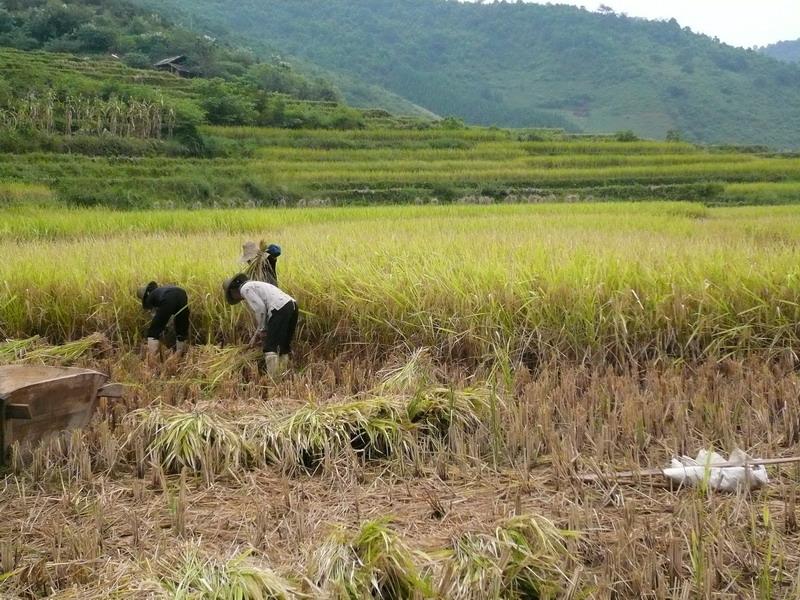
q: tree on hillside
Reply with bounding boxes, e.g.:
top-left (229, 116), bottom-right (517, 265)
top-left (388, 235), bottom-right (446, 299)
top-left (28, 4), bottom-right (88, 43)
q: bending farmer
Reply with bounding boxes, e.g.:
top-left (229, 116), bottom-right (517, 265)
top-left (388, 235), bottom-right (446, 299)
top-left (136, 281), bottom-right (190, 359)
top-left (240, 241), bottom-right (282, 286)
top-left (223, 273), bottom-right (298, 376)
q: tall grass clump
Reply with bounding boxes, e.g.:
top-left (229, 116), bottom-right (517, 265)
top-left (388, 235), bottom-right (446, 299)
top-left (155, 543), bottom-right (304, 600)
top-left (443, 514), bottom-right (575, 600)
top-left (310, 518), bottom-right (432, 599)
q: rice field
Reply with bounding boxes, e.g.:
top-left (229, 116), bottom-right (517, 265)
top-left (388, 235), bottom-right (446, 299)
top-left (2, 124), bottom-right (799, 208)
top-left (5, 200), bottom-right (800, 598)
top-left (3, 336), bottom-right (800, 598)
top-left (3, 202), bottom-right (800, 363)
top-left (7, 32), bottom-right (800, 599)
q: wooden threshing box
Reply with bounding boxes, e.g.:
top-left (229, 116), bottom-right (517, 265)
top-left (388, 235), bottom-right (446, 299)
top-left (0, 365), bottom-right (123, 464)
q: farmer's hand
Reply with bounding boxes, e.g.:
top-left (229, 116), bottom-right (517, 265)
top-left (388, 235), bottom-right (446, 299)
top-left (249, 330), bottom-right (266, 347)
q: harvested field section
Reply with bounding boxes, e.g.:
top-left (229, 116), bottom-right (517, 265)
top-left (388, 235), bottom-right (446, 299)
top-left (2, 345), bottom-right (800, 598)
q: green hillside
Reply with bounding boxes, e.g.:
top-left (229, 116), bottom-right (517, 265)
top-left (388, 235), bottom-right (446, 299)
top-left (1, 49), bottom-right (799, 211)
top-left (1, 3), bottom-right (799, 211)
top-left (762, 39), bottom-right (800, 64)
top-left (0, 46), bottom-right (434, 161)
top-left (0, 0), bottom-right (339, 101)
top-left (0, 0), bottom-right (438, 119)
top-left (136, 0), bottom-right (800, 148)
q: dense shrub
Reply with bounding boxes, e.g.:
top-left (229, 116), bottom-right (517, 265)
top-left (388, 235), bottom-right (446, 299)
top-left (196, 79), bottom-right (258, 126)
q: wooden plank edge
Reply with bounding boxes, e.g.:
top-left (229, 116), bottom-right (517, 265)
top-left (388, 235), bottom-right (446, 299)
top-left (97, 383), bottom-right (125, 399)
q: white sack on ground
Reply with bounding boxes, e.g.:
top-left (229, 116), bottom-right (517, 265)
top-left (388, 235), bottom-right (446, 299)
top-left (662, 449), bottom-right (768, 492)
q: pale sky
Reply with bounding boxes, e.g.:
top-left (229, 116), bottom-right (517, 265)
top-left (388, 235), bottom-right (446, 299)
top-left (524, 1), bottom-right (800, 48)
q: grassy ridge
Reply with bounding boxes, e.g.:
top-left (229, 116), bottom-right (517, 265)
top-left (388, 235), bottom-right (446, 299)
top-left (1, 129), bottom-right (797, 208)
top-left (3, 202), bottom-right (800, 364)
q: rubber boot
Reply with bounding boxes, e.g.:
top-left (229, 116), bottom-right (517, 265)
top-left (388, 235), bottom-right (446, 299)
top-left (175, 340), bottom-right (188, 358)
top-left (264, 352), bottom-right (279, 378)
top-left (146, 337), bottom-right (160, 357)
top-left (145, 337), bottom-right (160, 368)
top-left (278, 354), bottom-right (290, 374)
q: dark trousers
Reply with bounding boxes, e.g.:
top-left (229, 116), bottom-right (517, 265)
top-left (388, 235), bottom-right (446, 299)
top-left (263, 301), bottom-right (298, 356)
top-left (147, 289), bottom-right (190, 342)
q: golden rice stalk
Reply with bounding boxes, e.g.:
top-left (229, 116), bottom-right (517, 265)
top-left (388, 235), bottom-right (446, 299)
top-left (238, 413), bottom-right (281, 468)
top-left (444, 514), bottom-right (576, 600)
top-left (188, 344), bottom-right (263, 388)
top-left (0, 336), bottom-right (40, 363)
top-left (244, 239), bottom-right (270, 281)
top-left (375, 348), bottom-right (435, 394)
top-left (155, 542), bottom-right (305, 599)
top-left (126, 405), bottom-right (248, 475)
top-left (406, 386), bottom-right (496, 438)
top-left (22, 333), bottom-right (111, 365)
top-left (248, 397), bottom-right (411, 472)
top-left (310, 517), bottom-right (432, 599)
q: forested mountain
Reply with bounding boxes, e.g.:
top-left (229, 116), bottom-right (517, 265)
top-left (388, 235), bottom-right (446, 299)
top-left (761, 39), bottom-right (800, 64)
top-left (134, 0), bottom-right (800, 148)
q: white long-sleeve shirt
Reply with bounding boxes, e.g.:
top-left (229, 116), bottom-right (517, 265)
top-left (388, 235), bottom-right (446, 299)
top-left (240, 281), bottom-right (295, 331)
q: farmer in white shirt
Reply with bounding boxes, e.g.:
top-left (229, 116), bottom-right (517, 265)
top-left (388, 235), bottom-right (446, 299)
top-left (223, 273), bottom-right (299, 376)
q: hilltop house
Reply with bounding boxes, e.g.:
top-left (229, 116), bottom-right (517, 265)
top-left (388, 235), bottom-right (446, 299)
top-left (153, 55), bottom-right (195, 78)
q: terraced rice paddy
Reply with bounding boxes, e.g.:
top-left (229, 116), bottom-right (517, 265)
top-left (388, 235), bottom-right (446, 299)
top-left (3, 202), bottom-right (800, 598)
top-left (2, 121), bottom-right (799, 208)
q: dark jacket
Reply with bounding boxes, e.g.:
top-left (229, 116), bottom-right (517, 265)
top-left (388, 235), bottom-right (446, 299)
top-left (143, 286), bottom-right (187, 310)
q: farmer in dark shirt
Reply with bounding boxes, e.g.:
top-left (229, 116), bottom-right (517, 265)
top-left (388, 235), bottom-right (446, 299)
top-left (136, 281), bottom-right (190, 359)
top-left (240, 241), bottom-right (281, 286)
